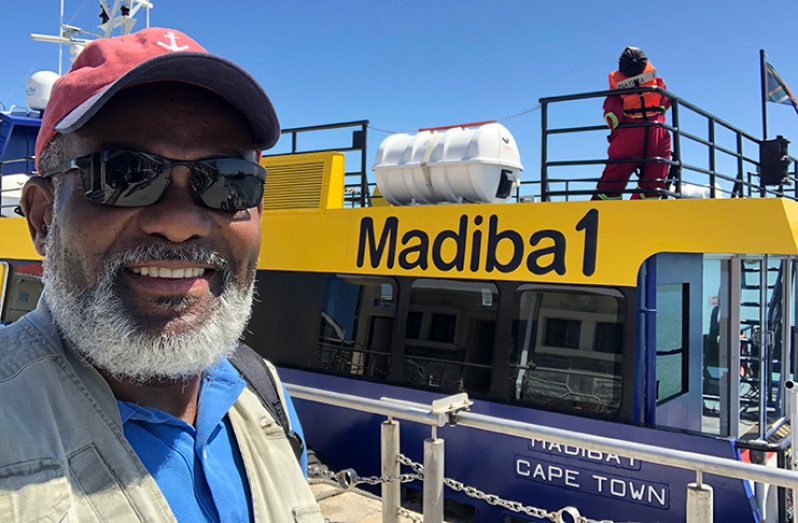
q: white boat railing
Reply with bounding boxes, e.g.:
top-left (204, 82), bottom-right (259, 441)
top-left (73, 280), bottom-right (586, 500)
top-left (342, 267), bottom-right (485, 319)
top-left (286, 383), bottom-right (798, 523)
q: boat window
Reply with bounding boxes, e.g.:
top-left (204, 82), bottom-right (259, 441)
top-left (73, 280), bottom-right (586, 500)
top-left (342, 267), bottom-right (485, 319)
top-left (701, 258), bottom-right (733, 436)
top-left (1, 263), bottom-right (43, 323)
top-left (656, 283), bottom-right (689, 404)
top-left (509, 285), bottom-right (626, 415)
top-left (403, 280), bottom-right (498, 395)
top-left (318, 274), bottom-right (396, 378)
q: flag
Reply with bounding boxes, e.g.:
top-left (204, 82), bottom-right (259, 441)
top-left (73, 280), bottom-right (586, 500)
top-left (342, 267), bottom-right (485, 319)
top-left (766, 61), bottom-right (798, 116)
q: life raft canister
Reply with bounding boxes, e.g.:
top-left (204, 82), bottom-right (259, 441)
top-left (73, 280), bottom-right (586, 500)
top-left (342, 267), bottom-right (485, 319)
top-left (608, 61), bottom-right (665, 119)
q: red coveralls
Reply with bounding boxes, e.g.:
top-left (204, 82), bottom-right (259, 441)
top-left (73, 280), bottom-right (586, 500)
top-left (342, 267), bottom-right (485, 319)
top-left (592, 77), bottom-right (672, 200)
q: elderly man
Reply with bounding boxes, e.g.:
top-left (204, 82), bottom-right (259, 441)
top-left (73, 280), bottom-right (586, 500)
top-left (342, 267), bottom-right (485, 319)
top-left (0, 28), bottom-right (323, 522)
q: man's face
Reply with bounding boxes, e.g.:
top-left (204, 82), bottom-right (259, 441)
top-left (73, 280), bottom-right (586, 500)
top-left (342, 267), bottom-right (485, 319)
top-left (39, 82), bottom-right (264, 381)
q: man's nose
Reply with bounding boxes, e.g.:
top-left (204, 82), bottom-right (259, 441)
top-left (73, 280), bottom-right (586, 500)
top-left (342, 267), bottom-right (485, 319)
top-left (137, 167), bottom-right (212, 242)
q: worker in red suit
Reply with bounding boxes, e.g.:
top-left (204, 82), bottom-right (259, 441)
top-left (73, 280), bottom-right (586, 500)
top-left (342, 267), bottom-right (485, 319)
top-left (592, 47), bottom-right (672, 200)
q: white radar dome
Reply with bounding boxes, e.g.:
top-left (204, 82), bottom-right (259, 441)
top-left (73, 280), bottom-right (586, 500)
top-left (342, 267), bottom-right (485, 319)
top-left (26, 71), bottom-right (60, 111)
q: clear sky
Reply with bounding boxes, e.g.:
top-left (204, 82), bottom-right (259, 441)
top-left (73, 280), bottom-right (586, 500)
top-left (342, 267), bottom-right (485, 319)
top-left (3, 0), bottom-right (798, 194)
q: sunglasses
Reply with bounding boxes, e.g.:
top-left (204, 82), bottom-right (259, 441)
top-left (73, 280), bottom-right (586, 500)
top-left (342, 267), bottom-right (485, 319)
top-left (44, 150), bottom-right (266, 212)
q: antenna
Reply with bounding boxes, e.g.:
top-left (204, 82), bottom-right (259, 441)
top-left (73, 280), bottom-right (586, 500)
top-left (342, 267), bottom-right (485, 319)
top-left (31, 0), bottom-right (155, 70)
top-left (58, 0), bottom-right (64, 75)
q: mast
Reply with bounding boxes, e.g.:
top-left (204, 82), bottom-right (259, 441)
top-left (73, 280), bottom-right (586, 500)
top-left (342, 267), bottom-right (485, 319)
top-left (31, 0), bottom-right (154, 71)
top-left (761, 49), bottom-right (768, 141)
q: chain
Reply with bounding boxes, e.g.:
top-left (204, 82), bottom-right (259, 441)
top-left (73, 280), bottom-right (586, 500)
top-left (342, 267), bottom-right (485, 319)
top-left (397, 506), bottom-right (424, 523)
top-left (367, 105), bottom-right (542, 135)
top-left (367, 124), bottom-right (414, 134)
top-left (308, 464), bottom-right (421, 489)
top-left (496, 104), bottom-right (542, 121)
top-left (396, 455), bottom-right (621, 523)
top-left (307, 465), bottom-right (337, 481)
top-left (311, 456), bottom-right (627, 523)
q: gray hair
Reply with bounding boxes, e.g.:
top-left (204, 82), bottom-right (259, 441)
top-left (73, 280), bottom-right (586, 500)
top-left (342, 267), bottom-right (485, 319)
top-left (37, 133), bottom-right (76, 174)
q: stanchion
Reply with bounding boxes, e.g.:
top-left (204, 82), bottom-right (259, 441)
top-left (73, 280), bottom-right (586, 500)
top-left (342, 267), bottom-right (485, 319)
top-left (423, 433), bottom-right (445, 523)
top-left (686, 472), bottom-right (713, 523)
top-left (381, 419), bottom-right (400, 523)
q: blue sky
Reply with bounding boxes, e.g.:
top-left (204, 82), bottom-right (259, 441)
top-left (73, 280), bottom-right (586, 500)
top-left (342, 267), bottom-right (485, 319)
top-left (3, 1), bottom-right (798, 193)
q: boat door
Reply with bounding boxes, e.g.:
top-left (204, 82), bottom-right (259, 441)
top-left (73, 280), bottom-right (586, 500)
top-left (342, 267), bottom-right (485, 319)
top-left (647, 253), bottom-right (704, 431)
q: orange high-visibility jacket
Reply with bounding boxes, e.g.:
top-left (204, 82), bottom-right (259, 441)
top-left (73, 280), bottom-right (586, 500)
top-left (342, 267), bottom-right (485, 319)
top-left (608, 62), bottom-right (666, 118)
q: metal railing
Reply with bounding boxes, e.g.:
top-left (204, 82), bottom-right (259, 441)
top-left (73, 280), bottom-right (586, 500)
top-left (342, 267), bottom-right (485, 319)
top-left (539, 86), bottom-right (798, 202)
top-left (287, 383), bottom-right (798, 523)
top-left (266, 120), bottom-right (370, 207)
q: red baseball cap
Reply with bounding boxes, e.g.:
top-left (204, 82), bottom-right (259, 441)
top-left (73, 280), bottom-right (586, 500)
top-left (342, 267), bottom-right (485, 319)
top-left (35, 27), bottom-right (280, 174)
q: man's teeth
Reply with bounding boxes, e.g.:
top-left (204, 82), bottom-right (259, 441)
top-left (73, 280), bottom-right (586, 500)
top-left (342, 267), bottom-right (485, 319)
top-left (128, 267), bottom-right (207, 278)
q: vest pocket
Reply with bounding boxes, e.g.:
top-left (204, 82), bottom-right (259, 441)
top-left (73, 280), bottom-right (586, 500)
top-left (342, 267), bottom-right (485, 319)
top-left (68, 445), bottom-right (141, 522)
top-left (0, 458), bottom-right (69, 523)
top-left (292, 502), bottom-right (324, 523)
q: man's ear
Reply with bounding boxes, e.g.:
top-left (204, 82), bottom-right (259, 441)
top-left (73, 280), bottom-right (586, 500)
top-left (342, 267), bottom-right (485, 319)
top-left (20, 177), bottom-right (55, 256)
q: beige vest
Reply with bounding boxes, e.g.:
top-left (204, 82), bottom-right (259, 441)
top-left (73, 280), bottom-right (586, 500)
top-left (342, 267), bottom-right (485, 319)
top-left (0, 299), bottom-right (323, 523)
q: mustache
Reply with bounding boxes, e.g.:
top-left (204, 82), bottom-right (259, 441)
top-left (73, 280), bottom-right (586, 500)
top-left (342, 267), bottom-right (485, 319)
top-left (100, 243), bottom-right (234, 285)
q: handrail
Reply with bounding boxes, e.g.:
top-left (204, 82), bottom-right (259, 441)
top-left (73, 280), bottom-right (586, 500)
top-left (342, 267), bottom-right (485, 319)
top-left (285, 383), bottom-right (798, 491)
top-left (539, 85), bottom-right (798, 202)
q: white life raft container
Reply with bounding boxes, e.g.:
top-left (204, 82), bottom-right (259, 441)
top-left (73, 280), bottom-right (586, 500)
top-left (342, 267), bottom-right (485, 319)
top-left (373, 122), bottom-right (523, 206)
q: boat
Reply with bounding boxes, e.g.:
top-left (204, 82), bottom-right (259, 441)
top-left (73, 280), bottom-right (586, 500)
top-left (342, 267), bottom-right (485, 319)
top-left (3, 3), bottom-right (798, 522)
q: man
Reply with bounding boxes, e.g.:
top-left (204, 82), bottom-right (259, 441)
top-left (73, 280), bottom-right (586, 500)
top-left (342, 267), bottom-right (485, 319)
top-left (0, 28), bottom-right (323, 522)
top-left (592, 47), bottom-right (672, 201)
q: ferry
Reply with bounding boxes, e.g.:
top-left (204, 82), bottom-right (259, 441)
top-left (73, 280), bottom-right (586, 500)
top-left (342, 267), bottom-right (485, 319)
top-left (3, 3), bottom-right (798, 523)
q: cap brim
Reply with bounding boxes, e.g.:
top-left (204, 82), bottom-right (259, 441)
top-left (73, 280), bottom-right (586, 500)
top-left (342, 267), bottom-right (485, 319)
top-left (54, 51), bottom-right (280, 150)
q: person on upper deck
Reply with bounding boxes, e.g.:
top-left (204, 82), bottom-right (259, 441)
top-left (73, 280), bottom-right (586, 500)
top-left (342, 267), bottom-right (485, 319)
top-left (592, 46), bottom-right (672, 201)
top-left (0, 28), bottom-right (323, 523)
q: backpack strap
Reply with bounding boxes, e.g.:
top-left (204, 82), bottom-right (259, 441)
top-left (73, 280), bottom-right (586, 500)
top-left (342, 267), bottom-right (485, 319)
top-left (229, 343), bottom-right (305, 464)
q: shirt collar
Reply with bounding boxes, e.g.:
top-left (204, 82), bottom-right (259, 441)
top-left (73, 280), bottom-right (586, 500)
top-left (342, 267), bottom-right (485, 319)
top-left (117, 357), bottom-right (247, 447)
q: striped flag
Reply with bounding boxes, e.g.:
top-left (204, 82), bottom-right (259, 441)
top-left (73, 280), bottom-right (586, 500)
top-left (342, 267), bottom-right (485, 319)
top-left (766, 61), bottom-right (798, 115)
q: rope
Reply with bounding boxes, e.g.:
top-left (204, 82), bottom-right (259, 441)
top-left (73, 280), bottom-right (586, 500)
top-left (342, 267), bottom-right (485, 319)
top-left (366, 124), bottom-right (413, 134)
top-left (366, 104), bottom-right (542, 134)
top-left (497, 104), bottom-right (542, 121)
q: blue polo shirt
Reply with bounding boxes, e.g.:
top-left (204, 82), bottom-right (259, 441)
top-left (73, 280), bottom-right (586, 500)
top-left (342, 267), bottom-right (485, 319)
top-left (117, 358), bottom-right (306, 523)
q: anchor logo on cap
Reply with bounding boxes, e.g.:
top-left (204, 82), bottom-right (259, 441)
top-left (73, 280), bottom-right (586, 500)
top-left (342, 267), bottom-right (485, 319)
top-left (157, 31), bottom-right (189, 52)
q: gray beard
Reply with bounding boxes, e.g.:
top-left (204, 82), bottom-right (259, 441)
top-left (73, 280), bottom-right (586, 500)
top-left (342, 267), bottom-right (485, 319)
top-left (41, 222), bottom-right (255, 382)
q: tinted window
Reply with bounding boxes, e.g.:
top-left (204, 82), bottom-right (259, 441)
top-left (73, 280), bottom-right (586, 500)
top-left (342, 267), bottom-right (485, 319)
top-left (509, 285), bottom-right (626, 414)
top-left (318, 274), bottom-right (396, 378)
top-left (404, 280), bottom-right (498, 395)
top-left (656, 283), bottom-right (688, 403)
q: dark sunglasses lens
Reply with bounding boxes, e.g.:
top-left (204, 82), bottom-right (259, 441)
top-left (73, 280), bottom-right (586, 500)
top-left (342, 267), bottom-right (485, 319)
top-left (80, 151), bottom-right (170, 207)
top-left (191, 159), bottom-right (266, 211)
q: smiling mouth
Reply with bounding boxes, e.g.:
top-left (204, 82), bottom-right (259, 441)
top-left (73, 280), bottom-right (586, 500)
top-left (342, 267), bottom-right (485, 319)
top-left (128, 267), bottom-right (208, 279)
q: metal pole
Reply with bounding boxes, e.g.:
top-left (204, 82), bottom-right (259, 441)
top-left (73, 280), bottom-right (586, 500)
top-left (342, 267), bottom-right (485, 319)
top-left (645, 257), bottom-right (658, 424)
top-left (686, 472), bottom-right (713, 523)
top-left (782, 259), bottom-right (792, 416)
top-left (540, 101), bottom-right (549, 202)
top-left (671, 102), bottom-right (682, 196)
top-left (381, 420), bottom-right (400, 523)
top-left (361, 123), bottom-right (368, 208)
top-left (761, 49), bottom-right (769, 141)
top-left (787, 381), bottom-right (798, 513)
top-left (709, 119), bottom-right (717, 198)
top-left (58, 0), bottom-right (64, 75)
top-left (730, 257), bottom-right (742, 439)
top-left (719, 258), bottom-right (731, 436)
top-left (423, 436), bottom-right (445, 523)
top-left (760, 257), bottom-right (769, 439)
